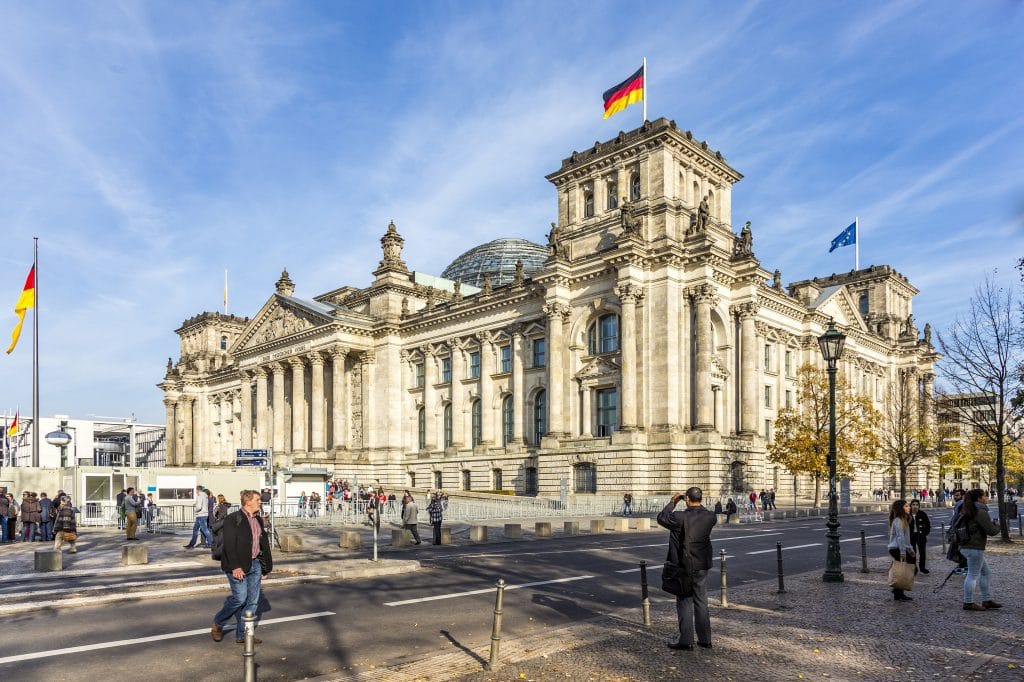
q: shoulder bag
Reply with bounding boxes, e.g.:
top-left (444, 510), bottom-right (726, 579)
top-left (887, 556), bottom-right (916, 591)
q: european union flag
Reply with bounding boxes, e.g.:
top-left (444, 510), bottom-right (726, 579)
top-left (829, 222), bottom-right (856, 252)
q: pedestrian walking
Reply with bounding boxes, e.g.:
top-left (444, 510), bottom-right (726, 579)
top-left (210, 493), bottom-right (232, 560)
top-left (768, 488), bottom-right (777, 510)
top-left (144, 493), bottom-right (158, 532)
top-left (184, 485), bottom-right (213, 549)
top-left (427, 493), bottom-right (444, 545)
top-left (123, 487), bottom-right (142, 541)
top-left (958, 488), bottom-right (1002, 611)
top-left (748, 490), bottom-right (757, 512)
top-left (5, 493), bottom-right (17, 542)
top-left (657, 487), bottom-right (717, 651)
top-left (211, 490), bottom-right (273, 644)
top-left (725, 498), bottom-right (737, 523)
top-left (38, 492), bottom-right (53, 541)
top-left (909, 499), bottom-right (930, 574)
top-left (52, 495), bottom-right (79, 554)
top-left (116, 488), bottom-right (127, 530)
top-left (887, 499), bottom-right (916, 601)
top-left (622, 492), bottom-right (633, 516)
top-left (402, 494), bottom-right (421, 545)
top-left (0, 491), bottom-right (9, 544)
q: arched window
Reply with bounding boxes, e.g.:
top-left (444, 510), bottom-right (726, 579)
top-left (534, 389), bottom-right (547, 445)
top-left (730, 461), bottom-right (745, 493)
top-left (573, 462), bottom-right (597, 494)
top-left (858, 293), bottom-right (869, 317)
top-left (220, 335), bottom-right (228, 350)
top-left (583, 185), bottom-right (594, 218)
top-left (588, 314), bottom-right (620, 354)
top-left (502, 395), bottom-right (514, 446)
top-left (471, 399), bottom-right (482, 446)
top-left (606, 178), bottom-right (618, 210)
top-left (692, 181), bottom-right (700, 206)
top-left (630, 173), bottom-right (641, 201)
top-left (417, 407), bottom-right (426, 450)
top-left (707, 189), bottom-right (716, 216)
top-left (443, 403), bottom-right (453, 448)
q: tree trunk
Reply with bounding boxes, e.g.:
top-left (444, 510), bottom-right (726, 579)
top-left (997, 438), bottom-right (1010, 542)
top-left (813, 475), bottom-right (822, 509)
top-left (899, 465), bottom-right (907, 501)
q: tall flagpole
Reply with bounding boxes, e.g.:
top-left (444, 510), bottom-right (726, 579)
top-left (32, 237), bottom-right (39, 468)
top-left (854, 216), bottom-right (860, 271)
top-left (642, 57), bottom-right (648, 123)
top-left (224, 269), bottom-right (229, 314)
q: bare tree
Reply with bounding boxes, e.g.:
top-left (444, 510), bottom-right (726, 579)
top-left (937, 273), bottom-right (1023, 542)
top-left (879, 368), bottom-right (933, 499)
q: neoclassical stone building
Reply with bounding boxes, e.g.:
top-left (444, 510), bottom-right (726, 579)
top-left (159, 118), bottom-right (938, 499)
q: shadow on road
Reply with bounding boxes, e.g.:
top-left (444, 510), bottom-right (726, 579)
top-left (440, 629), bottom-right (487, 667)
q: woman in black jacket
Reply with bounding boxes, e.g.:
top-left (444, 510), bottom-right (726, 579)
top-left (908, 499), bottom-right (931, 574)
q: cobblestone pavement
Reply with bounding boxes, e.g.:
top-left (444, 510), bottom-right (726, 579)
top-left (455, 541), bottom-right (1024, 682)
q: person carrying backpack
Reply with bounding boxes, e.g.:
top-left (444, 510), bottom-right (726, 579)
top-left (958, 489), bottom-right (1002, 611)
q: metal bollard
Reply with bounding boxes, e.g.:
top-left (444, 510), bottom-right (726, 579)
top-left (941, 523), bottom-right (946, 555)
top-left (242, 610), bottom-right (257, 682)
top-left (640, 560), bottom-right (651, 627)
top-left (1019, 516), bottom-right (1023, 537)
top-left (486, 578), bottom-right (506, 671)
top-left (776, 542), bottom-right (786, 593)
top-left (860, 530), bottom-right (869, 573)
top-left (719, 549), bottom-right (728, 608)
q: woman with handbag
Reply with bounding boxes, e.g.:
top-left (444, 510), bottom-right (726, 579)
top-left (887, 499), bottom-right (916, 601)
top-left (960, 488), bottom-right (1001, 611)
top-left (52, 495), bottom-right (80, 554)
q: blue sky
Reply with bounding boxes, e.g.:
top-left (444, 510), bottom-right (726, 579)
top-left (1, 1), bottom-right (1022, 424)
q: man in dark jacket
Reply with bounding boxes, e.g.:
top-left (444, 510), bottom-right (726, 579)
top-left (657, 486), bottom-right (717, 650)
top-left (211, 490), bottom-right (273, 644)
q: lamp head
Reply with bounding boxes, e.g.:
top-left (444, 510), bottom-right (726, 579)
top-left (817, 318), bottom-right (846, 369)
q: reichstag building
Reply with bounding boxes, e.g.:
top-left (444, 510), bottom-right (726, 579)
top-left (159, 118), bottom-right (937, 500)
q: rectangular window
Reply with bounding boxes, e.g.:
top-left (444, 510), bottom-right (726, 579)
top-left (596, 387), bottom-right (618, 437)
top-left (785, 389), bottom-right (792, 409)
top-left (573, 463), bottom-right (597, 494)
top-left (764, 419), bottom-right (772, 442)
top-left (600, 315), bottom-right (619, 353)
top-left (462, 469), bottom-right (472, 491)
top-left (764, 344), bottom-right (772, 371)
top-left (433, 471), bottom-right (443, 490)
top-left (500, 345), bottom-right (512, 373)
top-left (525, 467), bottom-right (538, 496)
top-left (441, 357), bottom-right (451, 384)
top-left (415, 362), bottom-right (425, 388)
top-left (764, 385), bottom-right (773, 409)
top-left (492, 468), bottom-right (503, 491)
top-left (469, 351), bottom-right (481, 378)
top-left (784, 350), bottom-right (792, 375)
top-left (532, 338), bottom-right (546, 368)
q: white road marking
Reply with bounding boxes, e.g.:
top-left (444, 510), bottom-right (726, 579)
top-left (0, 611), bottom-right (335, 665)
top-left (614, 555), bottom-right (735, 573)
top-left (840, 534), bottom-right (884, 542)
top-left (0, 561), bottom-right (207, 584)
top-left (10, 574), bottom-right (229, 600)
top-left (384, 575), bottom-right (595, 606)
top-left (746, 543), bottom-right (821, 555)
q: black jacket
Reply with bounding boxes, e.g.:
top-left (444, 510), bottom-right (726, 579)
top-left (657, 501), bottom-right (717, 571)
top-left (220, 510), bottom-right (273, 575)
top-left (910, 509), bottom-right (931, 544)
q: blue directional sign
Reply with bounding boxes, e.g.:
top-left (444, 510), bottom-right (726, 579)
top-left (236, 449), bottom-right (269, 467)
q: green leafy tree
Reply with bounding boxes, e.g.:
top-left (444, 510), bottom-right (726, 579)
top-left (769, 364), bottom-right (882, 506)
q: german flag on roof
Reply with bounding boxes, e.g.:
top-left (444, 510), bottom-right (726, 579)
top-left (602, 65), bottom-right (644, 119)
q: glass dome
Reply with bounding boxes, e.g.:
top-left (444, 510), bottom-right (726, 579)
top-left (441, 238), bottom-right (548, 288)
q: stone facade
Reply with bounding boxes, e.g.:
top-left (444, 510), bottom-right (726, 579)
top-left (158, 118), bottom-right (939, 500)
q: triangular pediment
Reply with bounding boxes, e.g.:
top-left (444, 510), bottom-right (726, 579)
top-left (812, 287), bottom-right (867, 332)
top-left (575, 354), bottom-right (620, 381)
top-left (232, 295), bottom-right (337, 354)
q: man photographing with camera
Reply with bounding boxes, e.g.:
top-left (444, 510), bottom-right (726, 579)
top-left (657, 486), bottom-right (717, 651)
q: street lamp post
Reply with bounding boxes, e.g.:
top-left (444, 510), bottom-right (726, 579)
top-left (818, 319), bottom-right (846, 583)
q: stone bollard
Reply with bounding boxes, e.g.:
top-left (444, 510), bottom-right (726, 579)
top-left (535, 522), bottom-right (552, 537)
top-left (590, 519), bottom-right (606, 534)
top-left (470, 525), bottom-right (488, 542)
top-left (564, 521), bottom-right (579, 536)
top-left (440, 527), bottom-right (453, 545)
top-left (391, 529), bottom-right (413, 547)
top-left (728, 515), bottom-right (741, 524)
top-left (633, 518), bottom-right (651, 531)
top-left (716, 513), bottom-right (727, 525)
top-left (121, 543), bottom-right (149, 565)
top-left (613, 518), bottom-right (630, 532)
top-left (278, 533), bottom-right (303, 553)
top-left (503, 524), bottom-right (522, 539)
top-left (35, 549), bottom-right (62, 572)
top-left (339, 531), bottom-right (361, 549)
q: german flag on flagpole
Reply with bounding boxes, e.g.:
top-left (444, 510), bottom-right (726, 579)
top-left (8, 410), bottom-right (18, 437)
top-left (603, 63), bottom-right (645, 119)
top-left (6, 265), bottom-right (35, 354)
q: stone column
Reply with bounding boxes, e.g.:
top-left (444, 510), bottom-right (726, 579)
top-left (231, 390), bottom-right (242, 455)
top-left (510, 326), bottom-right (525, 445)
top-left (290, 357), bottom-right (306, 453)
top-left (449, 339), bottom-right (465, 447)
top-left (423, 348), bottom-right (437, 449)
top-left (615, 284), bottom-right (644, 430)
top-left (239, 373), bottom-right (253, 449)
top-left (163, 398), bottom-right (177, 466)
top-left (217, 395), bottom-right (229, 462)
top-left (478, 332), bottom-right (495, 445)
top-left (693, 284), bottom-right (717, 430)
top-left (309, 352), bottom-right (325, 452)
top-left (254, 368), bottom-right (268, 449)
top-left (181, 395), bottom-right (195, 466)
top-left (581, 383), bottom-right (592, 436)
top-left (330, 347), bottom-right (348, 450)
top-left (543, 303), bottom-right (569, 438)
top-left (922, 372), bottom-right (935, 434)
top-left (737, 302), bottom-right (759, 435)
top-left (271, 362), bottom-right (286, 455)
top-left (360, 352), bottom-right (375, 450)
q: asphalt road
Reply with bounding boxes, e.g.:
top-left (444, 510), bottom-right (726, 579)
top-left (0, 515), bottom-right (907, 680)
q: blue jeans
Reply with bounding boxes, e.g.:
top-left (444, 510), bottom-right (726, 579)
top-left (0, 514), bottom-right (7, 543)
top-left (39, 521), bottom-right (52, 541)
top-left (213, 558), bottom-right (262, 639)
top-left (961, 548), bottom-right (991, 603)
top-left (188, 516), bottom-right (212, 547)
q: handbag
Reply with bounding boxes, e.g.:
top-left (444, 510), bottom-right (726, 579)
top-left (62, 530), bottom-right (78, 542)
top-left (887, 557), bottom-right (916, 591)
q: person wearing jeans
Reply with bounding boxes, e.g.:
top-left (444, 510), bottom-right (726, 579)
top-left (211, 490), bottom-right (273, 644)
top-left (185, 486), bottom-right (212, 549)
top-left (959, 488), bottom-right (1001, 611)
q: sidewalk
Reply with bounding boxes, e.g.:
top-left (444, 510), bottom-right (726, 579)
top-left (453, 541), bottom-right (1024, 682)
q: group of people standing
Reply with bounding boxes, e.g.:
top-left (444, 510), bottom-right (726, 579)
top-left (116, 488), bottom-right (158, 540)
top-left (0, 489), bottom-right (81, 553)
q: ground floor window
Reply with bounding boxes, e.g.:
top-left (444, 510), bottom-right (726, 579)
top-left (525, 466), bottom-right (538, 496)
top-left (596, 387), bottom-right (618, 437)
top-left (492, 468), bottom-right (503, 491)
top-left (462, 469), bottom-right (472, 491)
top-left (434, 470), bottom-right (443, 490)
top-left (573, 462), bottom-right (597, 494)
